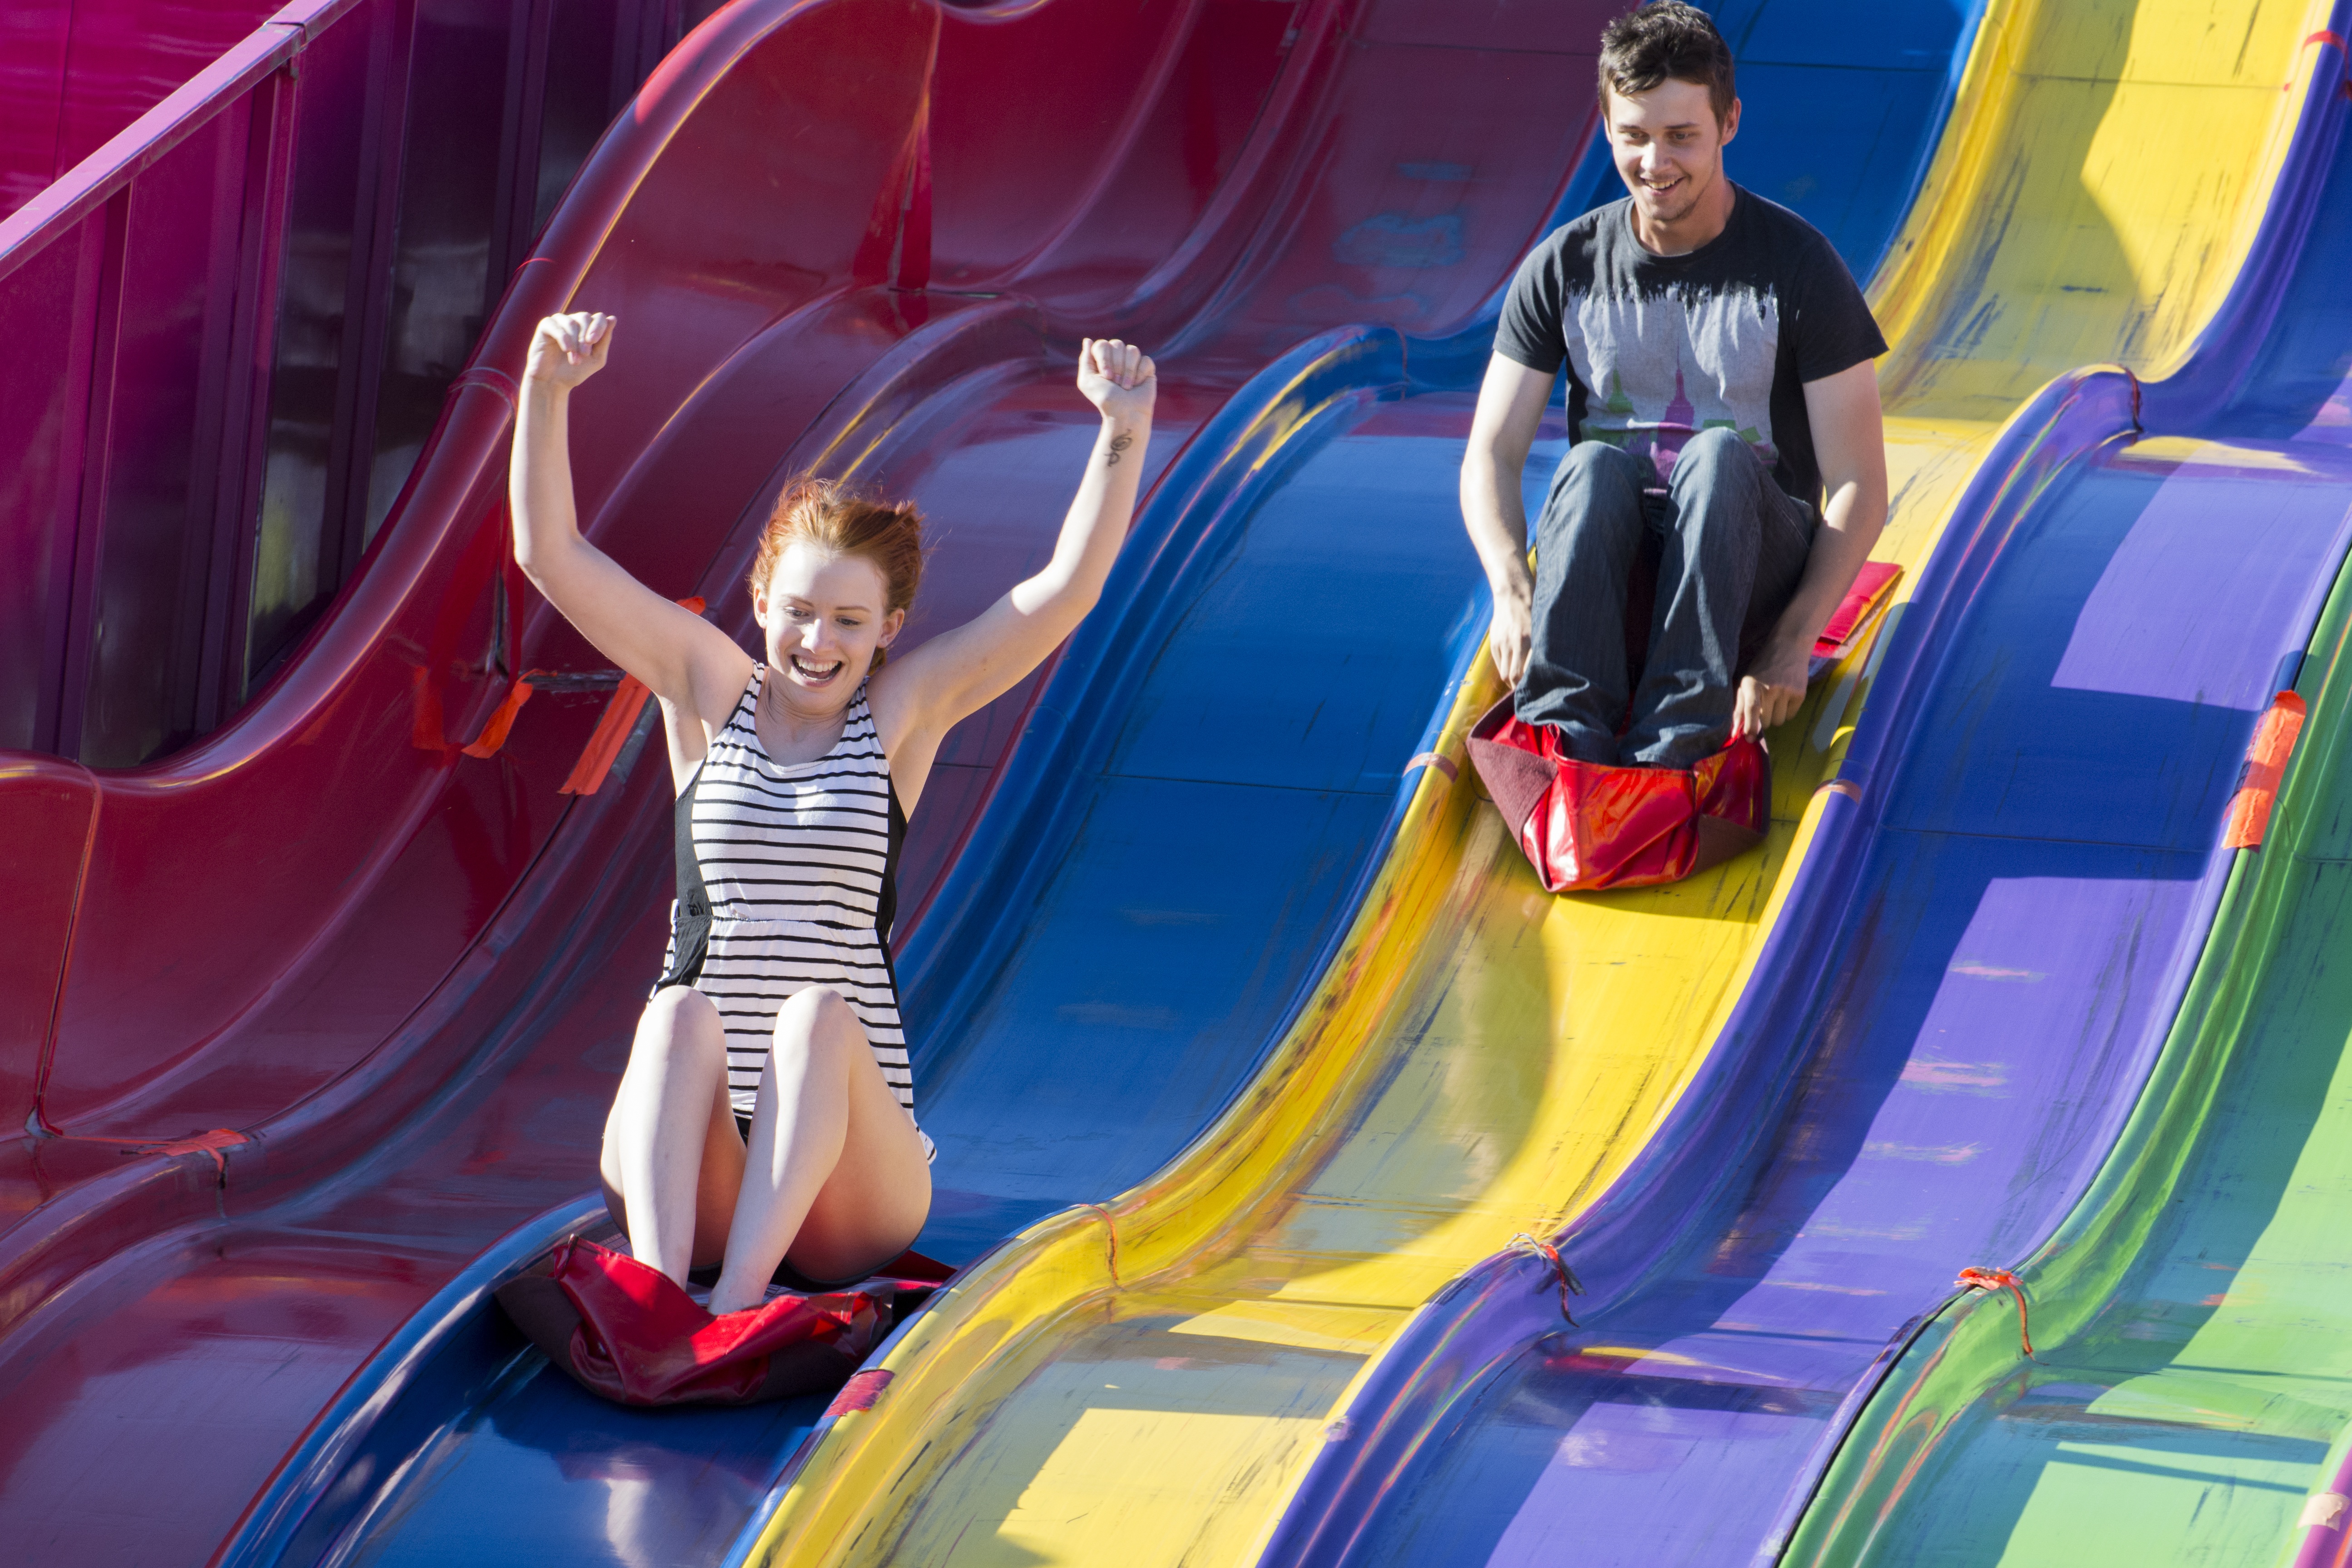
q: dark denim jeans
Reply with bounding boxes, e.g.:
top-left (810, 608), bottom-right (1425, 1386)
top-left (1517, 428), bottom-right (1816, 767)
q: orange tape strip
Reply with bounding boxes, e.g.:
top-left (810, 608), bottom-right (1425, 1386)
top-left (1509, 1232), bottom-right (1586, 1325)
top-left (81, 1127), bottom-right (251, 1181)
top-left (824, 1367), bottom-right (894, 1417)
top-left (1956, 1266), bottom-right (2038, 1360)
top-left (460, 672), bottom-right (542, 758)
top-left (556, 597), bottom-right (707, 796)
top-left (2222, 691), bottom-right (2308, 850)
top-left (558, 676), bottom-right (652, 795)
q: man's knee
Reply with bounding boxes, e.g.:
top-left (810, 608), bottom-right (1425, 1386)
top-left (1552, 439), bottom-right (1645, 496)
top-left (1668, 427), bottom-right (1760, 500)
top-left (1539, 441), bottom-right (1647, 547)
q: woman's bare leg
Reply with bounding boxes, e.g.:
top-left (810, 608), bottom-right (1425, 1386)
top-left (598, 985), bottom-right (746, 1281)
top-left (708, 987), bottom-right (931, 1313)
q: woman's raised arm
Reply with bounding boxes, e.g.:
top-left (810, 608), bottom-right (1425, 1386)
top-left (874, 338), bottom-right (1157, 736)
top-left (509, 312), bottom-right (749, 716)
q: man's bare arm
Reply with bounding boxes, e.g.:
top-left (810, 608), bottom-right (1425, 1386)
top-left (1461, 354), bottom-right (1560, 686)
top-left (1734, 358), bottom-right (1888, 738)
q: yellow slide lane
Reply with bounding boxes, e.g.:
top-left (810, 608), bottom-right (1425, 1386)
top-left (756, 4), bottom-right (2330, 1563)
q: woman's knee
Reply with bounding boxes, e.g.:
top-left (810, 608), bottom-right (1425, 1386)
top-left (769, 986), bottom-right (860, 1059)
top-left (647, 982), bottom-right (719, 1026)
top-left (621, 988), bottom-right (725, 1089)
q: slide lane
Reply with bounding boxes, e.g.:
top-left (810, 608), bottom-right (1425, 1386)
top-left (161, 4), bottom-right (1617, 1566)
top-left (0, 0), bottom-right (1569, 1558)
top-left (1258, 9), bottom-right (2352, 1568)
top-left (1786, 57), bottom-right (2352, 1568)
top-left (740, 3), bottom-right (2329, 1566)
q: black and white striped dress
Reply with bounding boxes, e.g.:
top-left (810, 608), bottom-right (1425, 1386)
top-left (655, 666), bottom-right (929, 1156)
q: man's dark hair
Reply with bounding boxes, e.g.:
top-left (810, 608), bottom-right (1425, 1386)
top-left (1598, 3), bottom-right (1736, 129)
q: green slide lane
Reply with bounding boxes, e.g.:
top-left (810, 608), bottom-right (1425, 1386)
top-left (1785, 554), bottom-right (2352, 1565)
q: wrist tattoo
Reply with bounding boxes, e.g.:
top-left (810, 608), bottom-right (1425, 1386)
top-left (1105, 431), bottom-right (1135, 467)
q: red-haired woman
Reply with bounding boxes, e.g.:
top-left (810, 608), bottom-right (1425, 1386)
top-left (511, 312), bottom-right (1156, 1314)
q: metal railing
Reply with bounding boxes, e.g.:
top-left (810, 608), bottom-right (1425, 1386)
top-left (0, 0), bottom-right (684, 767)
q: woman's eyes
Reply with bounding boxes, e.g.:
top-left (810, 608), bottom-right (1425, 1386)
top-left (783, 606), bottom-right (861, 628)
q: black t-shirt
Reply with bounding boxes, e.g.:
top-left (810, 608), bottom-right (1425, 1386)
top-left (1494, 185), bottom-right (1886, 506)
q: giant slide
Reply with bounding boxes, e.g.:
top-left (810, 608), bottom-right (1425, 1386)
top-left (187, 7), bottom-right (2005, 1567)
top-left (734, 3), bottom-right (2343, 1567)
top-left (0, 8), bottom-right (2323, 1568)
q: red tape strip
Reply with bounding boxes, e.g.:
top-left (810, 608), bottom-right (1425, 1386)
top-left (1509, 1233), bottom-right (1586, 1325)
top-left (460, 672), bottom-right (544, 758)
top-left (1956, 1266), bottom-right (2038, 1360)
top-left (81, 1127), bottom-right (250, 1182)
top-left (823, 1367), bottom-right (893, 1417)
top-left (2223, 691), bottom-right (2308, 850)
top-left (558, 597), bottom-right (707, 793)
top-left (1405, 751), bottom-right (1458, 782)
top-left (1081, 1202), bottom-right (1122, 1287)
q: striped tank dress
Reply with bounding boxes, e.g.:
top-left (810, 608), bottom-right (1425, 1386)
top-left (655, 665), bottom-right (928, 1155)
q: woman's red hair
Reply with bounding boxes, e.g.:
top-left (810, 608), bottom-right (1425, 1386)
top-left (749, 476), bottom-right (926, 662)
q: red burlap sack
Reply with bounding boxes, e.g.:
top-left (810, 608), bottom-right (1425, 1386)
top-left (1466, 698), bottom-right (1768, 893)
top-left (494, 1236), bottom-right (944, 1407)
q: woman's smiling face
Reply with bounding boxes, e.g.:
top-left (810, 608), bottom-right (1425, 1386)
top-left (752, 541), bottom-right (903, 713)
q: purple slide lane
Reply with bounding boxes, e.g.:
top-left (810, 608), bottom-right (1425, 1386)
top-left (1255, 31), bottom-right (2352, 1568)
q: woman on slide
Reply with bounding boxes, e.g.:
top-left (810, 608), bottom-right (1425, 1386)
top-left (512, 311), bottom-right (1157, 1316)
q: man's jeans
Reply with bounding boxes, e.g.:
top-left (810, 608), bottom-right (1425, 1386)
top-left (1517, 428), bottom-right (1815, 768)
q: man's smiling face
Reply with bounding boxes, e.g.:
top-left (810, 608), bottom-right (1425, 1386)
top-left (1606, 75), bottom-right (1739, 240)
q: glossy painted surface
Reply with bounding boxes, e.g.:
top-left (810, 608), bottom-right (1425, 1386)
top-left (735, 3), bottom-right (2342, 1566)
top-left (0, 5), bottom-right (2314, 1568)
top-left (1784, 49), bottom-right (2352, 1568)
top-left (1249, 9), bottom-right (2352, 1568)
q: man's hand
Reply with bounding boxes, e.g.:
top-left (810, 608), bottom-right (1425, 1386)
top-left (1462, 356), bottom-right (1556, 692)
top-left (1487, 568), bottom-right (1535, 688)
top-left (1734, 639), bottom-right (1809, 740)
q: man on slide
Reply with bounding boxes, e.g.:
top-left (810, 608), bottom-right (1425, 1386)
top-left (1462, 1), bottom-right (1889, 769)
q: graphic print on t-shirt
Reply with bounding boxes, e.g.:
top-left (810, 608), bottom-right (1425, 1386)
top-left (1567, 282), bottom-right (1780, 485)
top-left (1492, 188), bottom-right (1888, 507)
